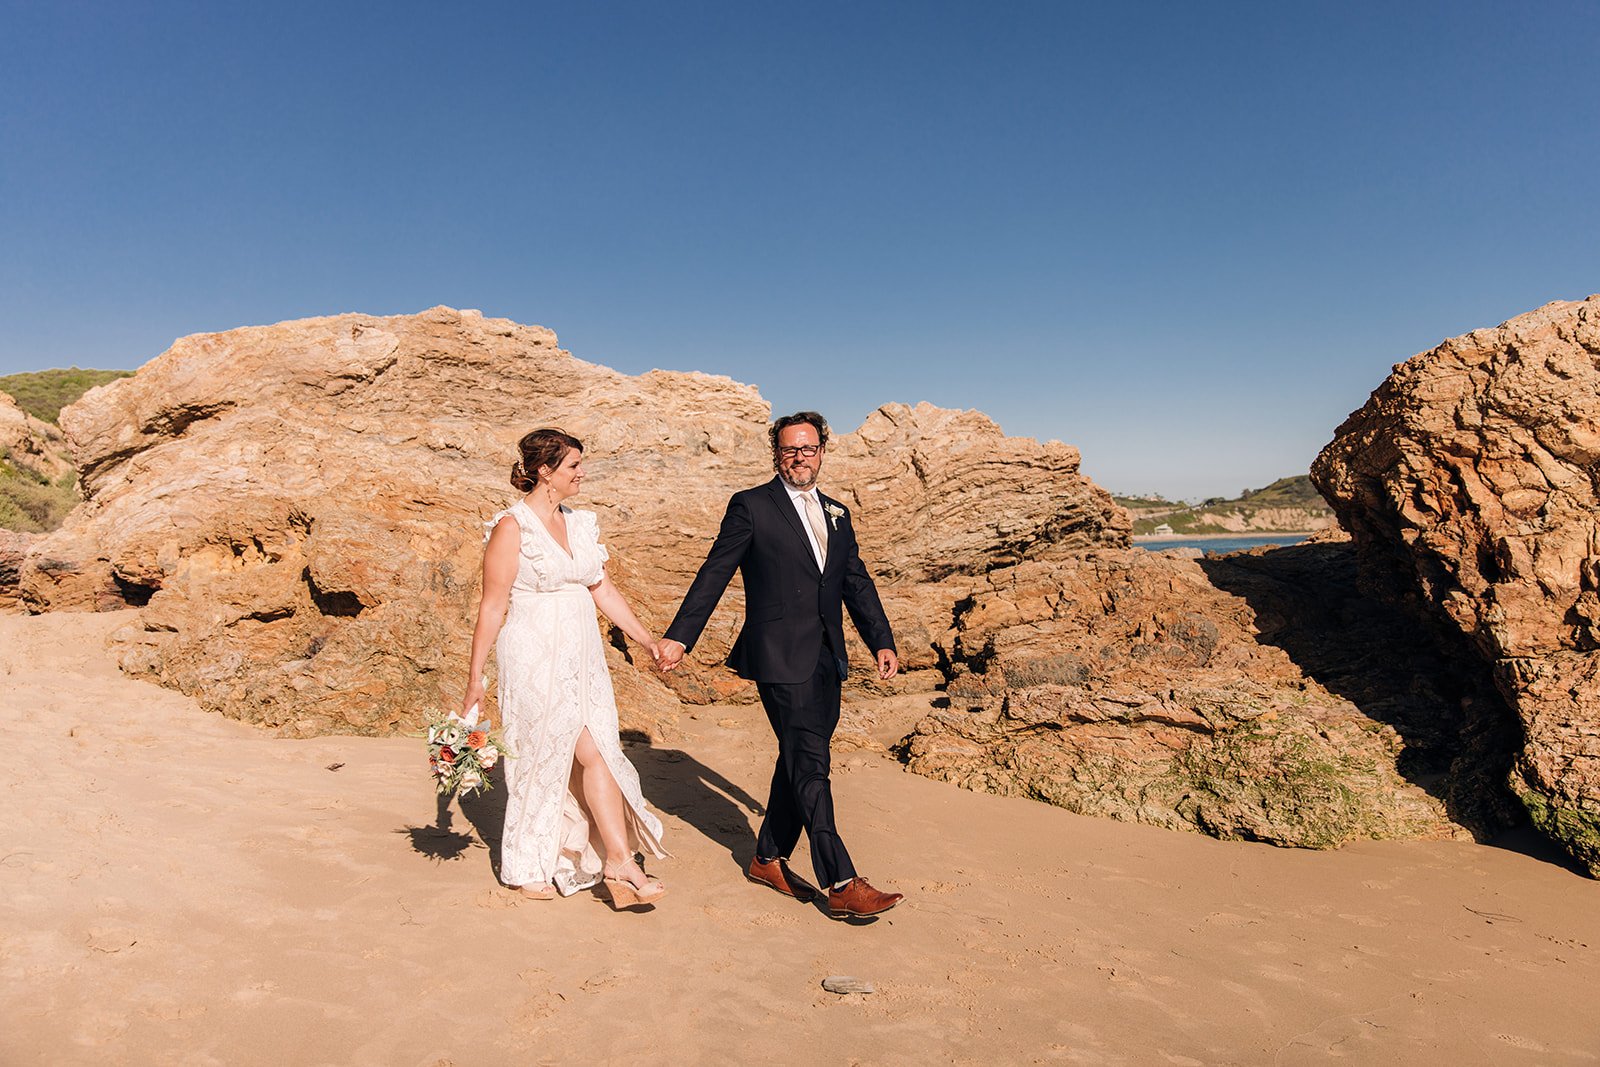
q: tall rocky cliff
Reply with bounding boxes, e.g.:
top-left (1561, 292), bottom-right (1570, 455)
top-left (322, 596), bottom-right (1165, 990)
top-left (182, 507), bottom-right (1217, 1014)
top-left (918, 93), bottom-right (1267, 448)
top-left (1315, 294), bottom-right (1600, 875)
top-left (17, 307), bottom-right (1125, 741)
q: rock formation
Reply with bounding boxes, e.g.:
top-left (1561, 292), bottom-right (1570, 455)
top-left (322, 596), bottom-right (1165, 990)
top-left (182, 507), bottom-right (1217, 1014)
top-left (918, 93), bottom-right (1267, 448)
top-left (0, 389), bottom-right (78, 537)
top-left (0, 529), bottom-right (34, 609)
top-left (19, 307), bottom-right (1125, 740)
top-left (0, 390), bottom-right (74, 483)
top-left (24, 300), bottom-right (1557, 858)
top-left (1314, 294), bottom-right (1600, 874)
top-left (899, 538), bottom-right (1480, 848)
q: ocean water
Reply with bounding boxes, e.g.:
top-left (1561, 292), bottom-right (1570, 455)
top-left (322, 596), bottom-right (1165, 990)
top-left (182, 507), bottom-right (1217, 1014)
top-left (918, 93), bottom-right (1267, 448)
top-left (1135, 534), bottom-right (1308, 556)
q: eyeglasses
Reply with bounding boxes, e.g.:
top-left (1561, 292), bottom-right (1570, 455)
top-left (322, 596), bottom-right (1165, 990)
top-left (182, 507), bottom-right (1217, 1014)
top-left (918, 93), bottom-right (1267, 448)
top-left (777, 444), bottom-right (822, 459)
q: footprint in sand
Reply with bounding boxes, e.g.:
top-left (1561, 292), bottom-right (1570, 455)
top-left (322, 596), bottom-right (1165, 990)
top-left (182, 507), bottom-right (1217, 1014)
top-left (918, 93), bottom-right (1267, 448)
top-left (581, 969), bottom-right (636, 993)
top-left (512, 990), bottom-right (564, 1029)
top-left (139, 1000), bottom-right (206, 1022)
top-left (1256, 963), bottom-right (1308, 985)
top-left (232, 981), bottom-right (279, 1004)
top-left (1412, 967), bottom-right (1479, 981)
top-left (751, 910), bottom-right (799, 928)
top-left (1495, 1033), bottom-right (1547, 1052)
top-left (85, 927), bottom-right (139, 954)
top-left (477, 889), bottom-right (522, 910)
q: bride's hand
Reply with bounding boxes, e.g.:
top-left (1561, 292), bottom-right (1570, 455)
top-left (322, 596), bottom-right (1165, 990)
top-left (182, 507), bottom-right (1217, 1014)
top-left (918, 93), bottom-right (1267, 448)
top-left (655, 639), bottom-right (685, 673)
top-left (643, 639), bottom-right (662, 666)
top-left (461, 678), bottom-right (487, 718)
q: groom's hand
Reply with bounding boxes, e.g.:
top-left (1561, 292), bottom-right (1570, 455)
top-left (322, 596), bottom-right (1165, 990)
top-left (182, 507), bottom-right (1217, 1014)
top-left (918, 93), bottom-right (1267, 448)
top-left (876, 648), bottom-right (898, 681)
top-left (656, 639), bottom-right (686, 673)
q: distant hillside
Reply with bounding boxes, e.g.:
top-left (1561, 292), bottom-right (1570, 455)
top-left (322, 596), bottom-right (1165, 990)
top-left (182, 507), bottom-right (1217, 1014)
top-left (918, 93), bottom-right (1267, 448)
top-left (0, 372), bottom-right (105, 532)
top-left (1115, 476), bottom-right (1336, 536)
top-left (0, 367), bottom-right (132, 424)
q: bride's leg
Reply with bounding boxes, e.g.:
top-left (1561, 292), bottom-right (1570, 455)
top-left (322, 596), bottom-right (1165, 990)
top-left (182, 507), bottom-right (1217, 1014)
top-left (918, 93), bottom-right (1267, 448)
top-left (571, 728), bottom-right (650, 884)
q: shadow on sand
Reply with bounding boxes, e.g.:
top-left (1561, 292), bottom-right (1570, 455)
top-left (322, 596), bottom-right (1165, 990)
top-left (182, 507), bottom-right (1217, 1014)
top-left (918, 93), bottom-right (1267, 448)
top-left (400, 727), bottom-right (887, 916)
top-left (400, 731), bottom-right (766, 887)
top-left (1195, 540), bottom-right (1554, 862)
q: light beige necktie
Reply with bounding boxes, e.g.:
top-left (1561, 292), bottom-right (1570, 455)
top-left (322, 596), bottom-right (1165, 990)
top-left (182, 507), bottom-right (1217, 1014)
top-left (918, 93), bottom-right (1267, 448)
top-left (802, 493), bottom-right (829, 562)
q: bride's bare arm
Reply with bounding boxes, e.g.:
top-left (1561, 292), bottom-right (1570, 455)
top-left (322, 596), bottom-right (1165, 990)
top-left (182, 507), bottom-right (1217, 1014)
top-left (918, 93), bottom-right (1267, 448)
top-left (588, 575), bottom-right (660, 660)
top-left (464, 517), bottom-right (520, 716)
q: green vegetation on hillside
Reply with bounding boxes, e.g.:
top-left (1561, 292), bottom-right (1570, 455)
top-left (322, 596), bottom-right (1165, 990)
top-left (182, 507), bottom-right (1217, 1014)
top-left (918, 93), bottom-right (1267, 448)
top-left (1203, 475), bottom-right (1325, 510)
top-left (1110, 494), bottom-right (1175, 510)
top-left (1118, 475), bottom-right (1332, 536)
top-left (0, 367), bottom-right (132, 424)
top-left (0, 451), bottom-right (78, 532)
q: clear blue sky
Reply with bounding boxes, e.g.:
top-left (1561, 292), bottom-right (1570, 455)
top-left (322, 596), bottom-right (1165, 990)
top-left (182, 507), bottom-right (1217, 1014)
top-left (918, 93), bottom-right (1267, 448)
top-left (2, 2), bottom-right (1594, 499)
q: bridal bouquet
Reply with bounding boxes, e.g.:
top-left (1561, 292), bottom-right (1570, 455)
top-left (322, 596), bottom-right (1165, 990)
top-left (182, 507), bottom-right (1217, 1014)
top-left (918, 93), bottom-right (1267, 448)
top-left (425, 706), bottom-right (510, 796)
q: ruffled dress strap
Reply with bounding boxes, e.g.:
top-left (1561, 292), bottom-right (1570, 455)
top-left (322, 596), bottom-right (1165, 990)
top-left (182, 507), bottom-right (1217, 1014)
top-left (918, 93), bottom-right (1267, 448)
top-left (574, 508), bottom-right (610, 565)
top-left (483, 502), bottom-right (524, 545)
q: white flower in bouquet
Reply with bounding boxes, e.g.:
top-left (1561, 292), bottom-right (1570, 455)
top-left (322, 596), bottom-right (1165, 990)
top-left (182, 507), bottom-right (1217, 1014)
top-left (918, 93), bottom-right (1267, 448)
top-left (421, 707), bottom-right (512, 797)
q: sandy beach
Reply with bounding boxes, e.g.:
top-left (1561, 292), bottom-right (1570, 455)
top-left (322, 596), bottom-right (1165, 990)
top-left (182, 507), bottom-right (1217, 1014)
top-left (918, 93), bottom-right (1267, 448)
top-left (4, 608), bottom-right (1599, 1065)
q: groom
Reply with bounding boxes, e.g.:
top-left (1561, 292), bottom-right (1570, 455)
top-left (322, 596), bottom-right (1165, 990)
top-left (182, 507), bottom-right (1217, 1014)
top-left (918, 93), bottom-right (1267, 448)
top-left (657, 411), bottom-right (904, 918)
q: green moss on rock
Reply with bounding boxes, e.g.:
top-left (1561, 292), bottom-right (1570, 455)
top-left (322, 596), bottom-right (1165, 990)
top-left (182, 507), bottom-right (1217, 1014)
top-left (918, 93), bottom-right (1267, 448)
top-left (1511, 771), bottom-right (1600, 877)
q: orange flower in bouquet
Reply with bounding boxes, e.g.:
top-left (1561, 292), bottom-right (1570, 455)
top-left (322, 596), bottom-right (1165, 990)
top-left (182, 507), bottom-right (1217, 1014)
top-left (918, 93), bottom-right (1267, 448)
top-left (424, 706), bottom-right (509, 796)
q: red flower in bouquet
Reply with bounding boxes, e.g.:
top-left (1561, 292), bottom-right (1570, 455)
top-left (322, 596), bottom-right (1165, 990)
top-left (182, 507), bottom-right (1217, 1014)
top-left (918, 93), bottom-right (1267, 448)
top-left (423, 708), bottom-right (511, 796)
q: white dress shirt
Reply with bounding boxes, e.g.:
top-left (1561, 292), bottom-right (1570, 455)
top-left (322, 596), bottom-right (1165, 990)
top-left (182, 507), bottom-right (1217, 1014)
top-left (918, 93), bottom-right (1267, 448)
top-left (782, 482), bottom-right (827, 569)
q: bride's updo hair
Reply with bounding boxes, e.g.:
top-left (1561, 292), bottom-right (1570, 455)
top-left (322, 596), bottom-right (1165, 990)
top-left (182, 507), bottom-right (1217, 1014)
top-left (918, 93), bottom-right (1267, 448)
top-left (511, 428), bottom-right (583, 492)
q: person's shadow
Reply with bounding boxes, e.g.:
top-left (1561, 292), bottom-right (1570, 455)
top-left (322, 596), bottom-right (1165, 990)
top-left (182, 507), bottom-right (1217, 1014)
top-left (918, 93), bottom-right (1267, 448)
top-left (400, 734), bottom-right (765, 888)
top-left (398, 731), bottom-right (885, 918)
top-left (620, 728), bottom-right (765, 876)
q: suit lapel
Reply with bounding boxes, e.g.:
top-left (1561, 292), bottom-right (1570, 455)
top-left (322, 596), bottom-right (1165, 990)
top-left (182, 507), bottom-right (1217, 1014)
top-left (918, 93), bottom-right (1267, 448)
top-left (767, 478), bottom-right (822, 575)
top-left (817, 491), bottom-right (841, 573)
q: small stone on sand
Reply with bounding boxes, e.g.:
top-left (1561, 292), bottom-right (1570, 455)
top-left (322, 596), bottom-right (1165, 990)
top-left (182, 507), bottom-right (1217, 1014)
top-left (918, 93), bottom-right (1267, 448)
top-left (822, 975), bottom-right (874, 995)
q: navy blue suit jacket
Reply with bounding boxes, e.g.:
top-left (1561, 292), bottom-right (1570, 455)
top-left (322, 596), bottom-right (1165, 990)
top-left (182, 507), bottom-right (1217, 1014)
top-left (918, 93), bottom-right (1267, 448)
top-left (665, 477), bottom-right (896, 684)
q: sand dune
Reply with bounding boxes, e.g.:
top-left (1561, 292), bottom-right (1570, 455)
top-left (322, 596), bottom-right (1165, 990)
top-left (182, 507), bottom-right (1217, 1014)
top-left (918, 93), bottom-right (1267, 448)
top-left (3, 609), bottom-right (1598, 1065)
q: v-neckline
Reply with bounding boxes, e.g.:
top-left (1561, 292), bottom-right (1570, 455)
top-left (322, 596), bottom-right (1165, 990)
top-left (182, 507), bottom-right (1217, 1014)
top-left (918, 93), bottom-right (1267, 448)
top-left (524, 501), bottom-right (575, 561)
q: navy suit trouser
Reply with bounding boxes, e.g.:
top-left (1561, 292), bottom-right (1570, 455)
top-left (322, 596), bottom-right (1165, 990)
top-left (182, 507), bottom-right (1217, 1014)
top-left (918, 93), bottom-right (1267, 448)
top-left (754, 645), bottom-right (856, 888)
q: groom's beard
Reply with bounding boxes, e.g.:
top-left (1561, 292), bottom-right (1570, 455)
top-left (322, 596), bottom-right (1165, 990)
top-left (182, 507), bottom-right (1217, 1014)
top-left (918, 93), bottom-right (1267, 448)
top-left (778, 460), bottom-right (819, 490)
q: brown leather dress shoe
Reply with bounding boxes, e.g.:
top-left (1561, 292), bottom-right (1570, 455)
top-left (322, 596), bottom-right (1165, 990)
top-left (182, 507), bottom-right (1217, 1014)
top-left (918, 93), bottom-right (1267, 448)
top-left (747, 857), bottom-right (819, 902)
top-left (827, 877), bottom-right (903, 918)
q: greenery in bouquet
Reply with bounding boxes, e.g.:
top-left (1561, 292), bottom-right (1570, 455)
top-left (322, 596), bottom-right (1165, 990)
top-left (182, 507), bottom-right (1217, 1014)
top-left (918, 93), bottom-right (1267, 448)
top-left (425, 710), bottom-right (510, 796)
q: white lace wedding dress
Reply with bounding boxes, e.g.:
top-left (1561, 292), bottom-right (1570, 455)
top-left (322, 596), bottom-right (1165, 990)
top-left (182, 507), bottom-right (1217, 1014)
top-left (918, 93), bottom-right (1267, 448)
top-left (484, 500), bottom-right (667, 895)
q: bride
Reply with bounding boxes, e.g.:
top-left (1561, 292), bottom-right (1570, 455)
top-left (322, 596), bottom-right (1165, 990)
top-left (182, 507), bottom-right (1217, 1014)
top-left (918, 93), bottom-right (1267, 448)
top-left (462, 428), bottom-right (668, 907)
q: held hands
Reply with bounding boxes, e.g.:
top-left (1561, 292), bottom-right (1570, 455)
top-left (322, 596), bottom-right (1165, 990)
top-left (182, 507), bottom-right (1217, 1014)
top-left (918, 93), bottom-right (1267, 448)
top-left (876, 648), bottom-right (899, 681)
top-left (655, 639), bottom-right (686, 673)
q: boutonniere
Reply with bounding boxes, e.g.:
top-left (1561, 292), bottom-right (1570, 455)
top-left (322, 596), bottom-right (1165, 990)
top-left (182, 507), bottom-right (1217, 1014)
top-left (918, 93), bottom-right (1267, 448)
top-left (822, 501), bottom-right (844, 530)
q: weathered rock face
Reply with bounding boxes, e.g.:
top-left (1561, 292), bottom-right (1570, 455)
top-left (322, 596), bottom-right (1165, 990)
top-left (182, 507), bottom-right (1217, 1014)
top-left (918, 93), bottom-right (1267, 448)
top-left (1313, 294), bottom-right (1600, 874)
top-left (0, 529), bottom-right (36, 609)
top-left (1197, 539), bottom-right (1521, 839)
top-left (0, 390), bottom-right (79, 539)
top-left (900, 540), bottom-right (1479, 848)
top-left (1, 392), bottom-right (72, 479)
top-left (20, 307), bottom-right (1126, 738)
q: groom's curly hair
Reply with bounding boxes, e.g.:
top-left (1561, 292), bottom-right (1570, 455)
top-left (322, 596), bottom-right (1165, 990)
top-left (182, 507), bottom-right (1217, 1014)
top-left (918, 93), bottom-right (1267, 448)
top-left (769, 411), bottom-right (830, 455)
